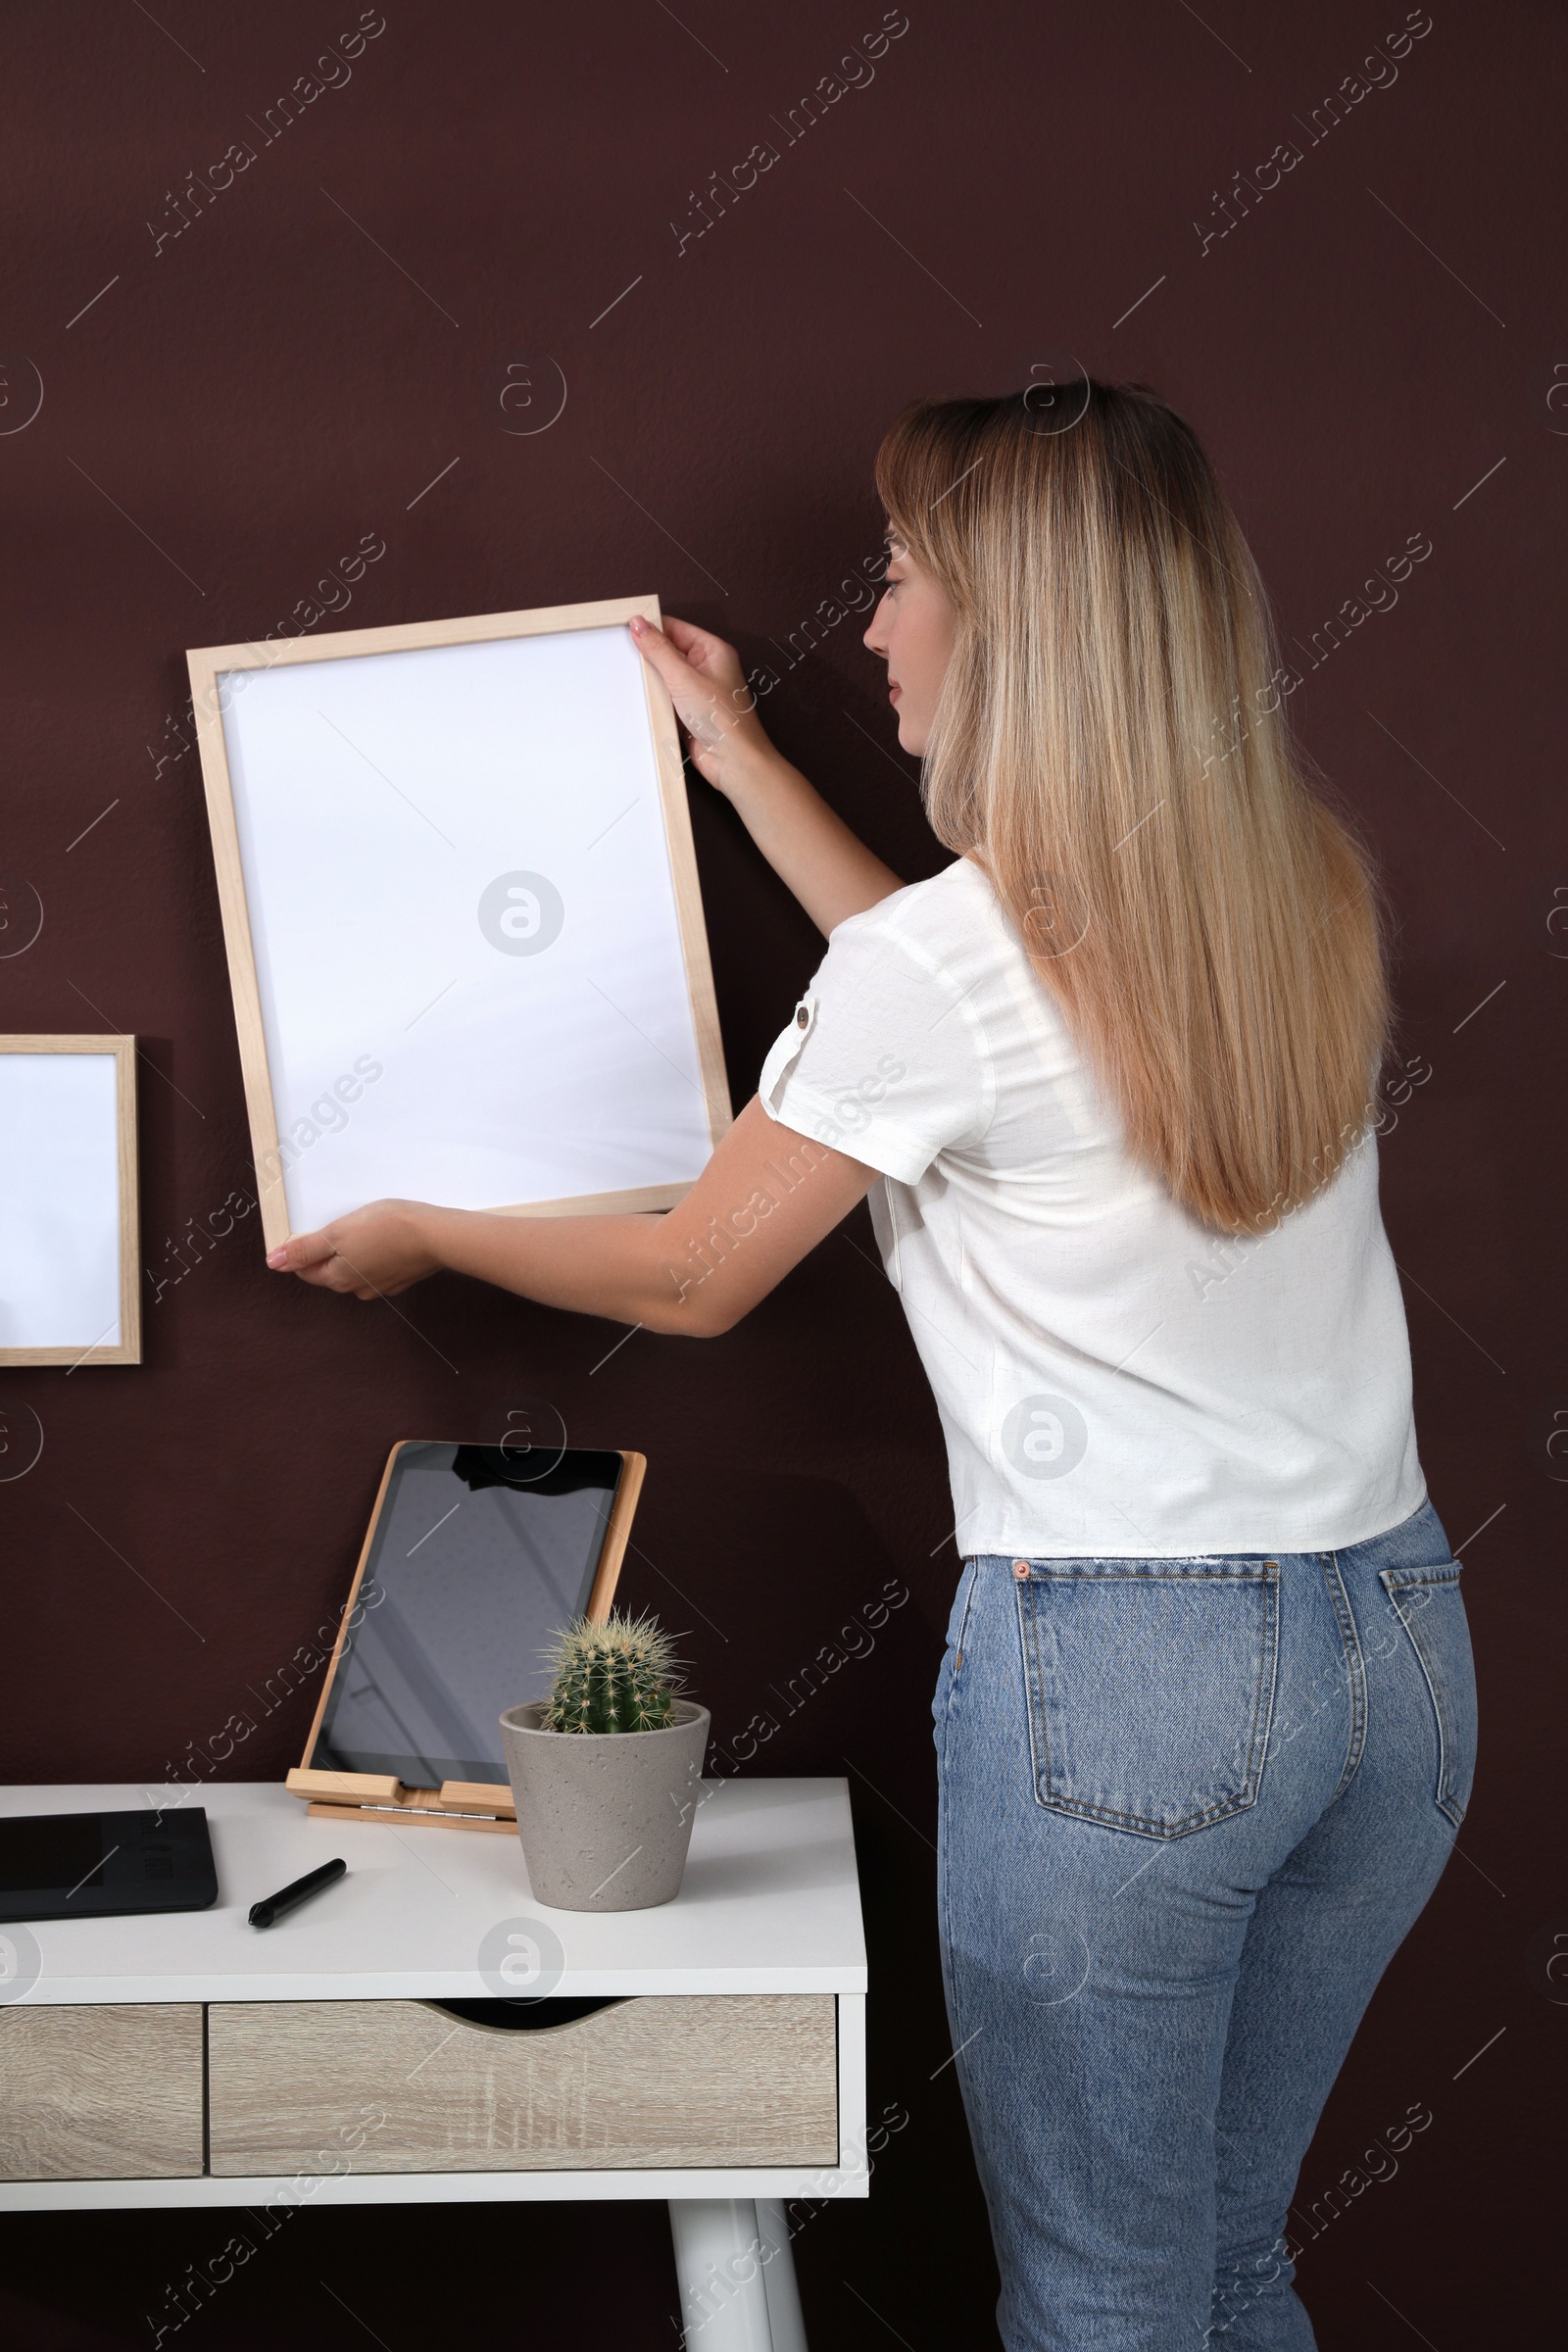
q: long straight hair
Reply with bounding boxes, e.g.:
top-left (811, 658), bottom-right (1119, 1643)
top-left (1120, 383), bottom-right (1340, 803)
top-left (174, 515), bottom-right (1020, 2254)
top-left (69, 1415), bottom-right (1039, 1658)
top-left (875, 383), bottom-right (1388, 1236)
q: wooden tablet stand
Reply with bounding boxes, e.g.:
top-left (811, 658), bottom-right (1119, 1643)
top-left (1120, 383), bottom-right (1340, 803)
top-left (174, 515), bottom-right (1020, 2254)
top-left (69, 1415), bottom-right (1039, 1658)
top-left (284, 1767), bottom-right (518, 1835)
top-left (285, 1444), bottom-right (645, 1835)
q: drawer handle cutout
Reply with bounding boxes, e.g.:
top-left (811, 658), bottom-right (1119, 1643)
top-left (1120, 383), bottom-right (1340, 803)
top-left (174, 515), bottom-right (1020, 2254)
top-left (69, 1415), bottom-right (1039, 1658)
top-left (420, 1995), bottom-right (628, 2034)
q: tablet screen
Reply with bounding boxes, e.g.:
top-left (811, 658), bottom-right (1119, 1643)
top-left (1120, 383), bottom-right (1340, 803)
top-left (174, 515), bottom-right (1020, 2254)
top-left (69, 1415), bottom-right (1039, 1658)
top-left (310, 1443), bottom-right (625, 1786)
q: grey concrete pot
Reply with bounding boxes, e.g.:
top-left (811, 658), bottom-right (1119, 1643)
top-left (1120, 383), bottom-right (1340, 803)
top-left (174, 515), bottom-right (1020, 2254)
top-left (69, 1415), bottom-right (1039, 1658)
top-left (498, 1699), bottom-right (710, 1912)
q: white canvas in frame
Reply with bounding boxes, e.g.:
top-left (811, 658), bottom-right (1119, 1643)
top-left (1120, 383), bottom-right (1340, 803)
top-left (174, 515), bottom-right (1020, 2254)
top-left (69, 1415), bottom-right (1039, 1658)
top-left (0, 1037), bottom-right (140, 1365)
top-left (188, 597), bottom-right (732, 1254)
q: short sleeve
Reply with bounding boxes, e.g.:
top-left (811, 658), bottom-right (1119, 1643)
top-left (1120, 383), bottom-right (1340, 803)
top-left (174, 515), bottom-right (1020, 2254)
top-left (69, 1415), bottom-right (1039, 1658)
top-left (757, 909), bottom-right (993, 1181)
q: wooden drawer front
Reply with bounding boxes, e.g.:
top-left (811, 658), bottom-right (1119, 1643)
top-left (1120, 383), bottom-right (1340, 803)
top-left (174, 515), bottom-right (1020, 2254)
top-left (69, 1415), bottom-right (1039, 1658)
top-left (0, 2004), bottom-right (203, 2181)
top-left (209, 1994), bottom-right (837, 2175)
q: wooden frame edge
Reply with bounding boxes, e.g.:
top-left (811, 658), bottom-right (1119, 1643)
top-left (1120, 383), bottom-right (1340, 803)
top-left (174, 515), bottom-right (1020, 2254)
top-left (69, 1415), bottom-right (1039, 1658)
top-left (635, 596), bottom-right (734, 1154)
top-left (586, 1450), bottom-right (645, 1621)
top-left (186, 649), bottom-right (291, 1254)
top-left (293, 1440), bottom-right (404, 1780)
top-left (0, 1035), bottom-right (140, 1367)
top-left (186, 594), bottom-right (661, 677)
top-left (483, 1182), bottom-right (690, 1222)
top-left (115, 1037), bottom-right (141, 1364)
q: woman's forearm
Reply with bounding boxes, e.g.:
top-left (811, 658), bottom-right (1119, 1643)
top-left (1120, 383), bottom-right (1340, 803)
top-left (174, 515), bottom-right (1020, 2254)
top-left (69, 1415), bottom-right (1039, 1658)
top-left (419, 1203), bottom-right (692, 1332)
top-left (724, 748), bottom-right (904, 935)
top-left (394, 1096), bottom-right (880, 1338)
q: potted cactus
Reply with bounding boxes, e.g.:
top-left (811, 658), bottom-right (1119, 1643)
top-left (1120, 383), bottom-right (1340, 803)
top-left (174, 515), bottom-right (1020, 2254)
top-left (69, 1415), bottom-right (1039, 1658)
top-left (499, 1611), bottom-right (710, 1911)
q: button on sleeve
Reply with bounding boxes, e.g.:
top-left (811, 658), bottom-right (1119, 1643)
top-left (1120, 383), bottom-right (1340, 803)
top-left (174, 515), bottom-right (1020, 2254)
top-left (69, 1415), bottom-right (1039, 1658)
top-left (757, 918), bottom-right (989, 1183)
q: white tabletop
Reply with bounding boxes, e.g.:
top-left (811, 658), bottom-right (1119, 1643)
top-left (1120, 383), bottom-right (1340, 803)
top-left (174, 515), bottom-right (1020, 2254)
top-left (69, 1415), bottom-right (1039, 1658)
top-left (0, 1778), bottom-right (866, 2004)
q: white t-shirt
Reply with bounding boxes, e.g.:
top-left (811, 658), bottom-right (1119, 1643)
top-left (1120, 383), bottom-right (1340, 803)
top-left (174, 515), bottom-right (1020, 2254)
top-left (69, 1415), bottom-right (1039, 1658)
top-left (759, 857), bottom-right (1425, 1559)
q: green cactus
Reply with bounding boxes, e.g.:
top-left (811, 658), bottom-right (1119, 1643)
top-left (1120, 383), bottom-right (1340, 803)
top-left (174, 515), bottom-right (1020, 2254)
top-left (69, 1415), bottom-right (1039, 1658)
top-left (540, 1609), bottom-right (684, 1735)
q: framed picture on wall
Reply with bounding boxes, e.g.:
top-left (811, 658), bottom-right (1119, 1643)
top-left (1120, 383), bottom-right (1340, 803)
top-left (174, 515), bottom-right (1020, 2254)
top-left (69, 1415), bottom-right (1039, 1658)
top-left (187, 595), bottom-right (732, 1256)
top-left (0, 1035), bottom-right (140, 1366)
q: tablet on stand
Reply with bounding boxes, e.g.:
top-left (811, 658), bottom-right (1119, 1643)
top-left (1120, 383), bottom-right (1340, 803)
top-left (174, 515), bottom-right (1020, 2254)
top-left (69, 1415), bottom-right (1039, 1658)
top-left (286, 1441), bottom-right (645, 1833)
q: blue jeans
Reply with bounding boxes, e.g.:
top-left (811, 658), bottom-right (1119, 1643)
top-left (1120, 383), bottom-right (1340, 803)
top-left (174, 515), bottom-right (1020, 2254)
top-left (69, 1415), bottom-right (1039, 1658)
top-left (932, 1500), bottom-right (1476, 2351)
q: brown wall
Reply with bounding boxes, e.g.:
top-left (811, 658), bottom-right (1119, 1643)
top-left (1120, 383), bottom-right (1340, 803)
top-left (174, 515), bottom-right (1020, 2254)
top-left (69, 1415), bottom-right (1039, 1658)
top-left (0, 2), bottom-right (1559, 2342)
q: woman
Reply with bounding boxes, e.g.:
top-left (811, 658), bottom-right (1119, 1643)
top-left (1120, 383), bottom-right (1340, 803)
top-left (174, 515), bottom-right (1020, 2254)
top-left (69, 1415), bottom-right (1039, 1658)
top-left (270, 384), bottom-right (1477, 2349)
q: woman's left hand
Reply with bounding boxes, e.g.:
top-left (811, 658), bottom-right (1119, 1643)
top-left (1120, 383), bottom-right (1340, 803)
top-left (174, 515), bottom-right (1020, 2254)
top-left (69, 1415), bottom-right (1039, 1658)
top-left (266, 1200), bottom-right (443, 1298)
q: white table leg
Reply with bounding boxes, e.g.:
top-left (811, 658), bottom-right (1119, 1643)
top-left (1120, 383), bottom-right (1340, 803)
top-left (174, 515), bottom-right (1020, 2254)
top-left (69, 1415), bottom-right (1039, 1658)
top-left (668, 2196), bottom-right (808, 2350)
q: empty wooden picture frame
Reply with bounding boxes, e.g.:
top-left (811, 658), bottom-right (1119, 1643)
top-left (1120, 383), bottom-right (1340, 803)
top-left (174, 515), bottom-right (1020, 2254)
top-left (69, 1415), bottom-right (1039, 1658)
top-left (187, 596), bottom-right (732, 1254)
top-left (0, 1036), bottom-right (140, 1366)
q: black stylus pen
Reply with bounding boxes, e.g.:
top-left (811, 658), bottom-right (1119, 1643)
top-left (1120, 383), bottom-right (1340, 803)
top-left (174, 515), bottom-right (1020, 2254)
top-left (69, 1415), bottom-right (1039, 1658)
top-left (248, 1857), bottom-right (347, 1929)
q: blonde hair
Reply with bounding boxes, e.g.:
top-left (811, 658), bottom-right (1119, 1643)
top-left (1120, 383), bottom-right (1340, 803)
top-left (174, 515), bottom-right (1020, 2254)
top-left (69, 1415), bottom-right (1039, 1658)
top-left (875, 383), bottom-right (1388, 1236)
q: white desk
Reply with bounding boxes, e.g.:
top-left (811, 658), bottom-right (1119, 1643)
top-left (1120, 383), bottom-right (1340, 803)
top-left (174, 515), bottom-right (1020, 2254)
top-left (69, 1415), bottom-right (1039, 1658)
top-left (0, 1778), bottom-right (868, 2350)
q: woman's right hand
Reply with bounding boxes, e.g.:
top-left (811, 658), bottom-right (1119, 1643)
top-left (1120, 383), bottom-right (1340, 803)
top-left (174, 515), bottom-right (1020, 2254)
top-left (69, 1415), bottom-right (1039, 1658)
top-left (629, 613), bottom-right (779, 803)
top-left (631, 610), bottom-right (904, 935)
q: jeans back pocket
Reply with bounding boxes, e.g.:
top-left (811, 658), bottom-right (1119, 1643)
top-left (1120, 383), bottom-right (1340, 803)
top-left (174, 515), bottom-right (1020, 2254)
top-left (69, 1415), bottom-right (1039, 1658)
top-left (1378, 1565), bottom-right (1477, 1828)
top-left (1015, 1560), bottom-right (1280, 1839)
